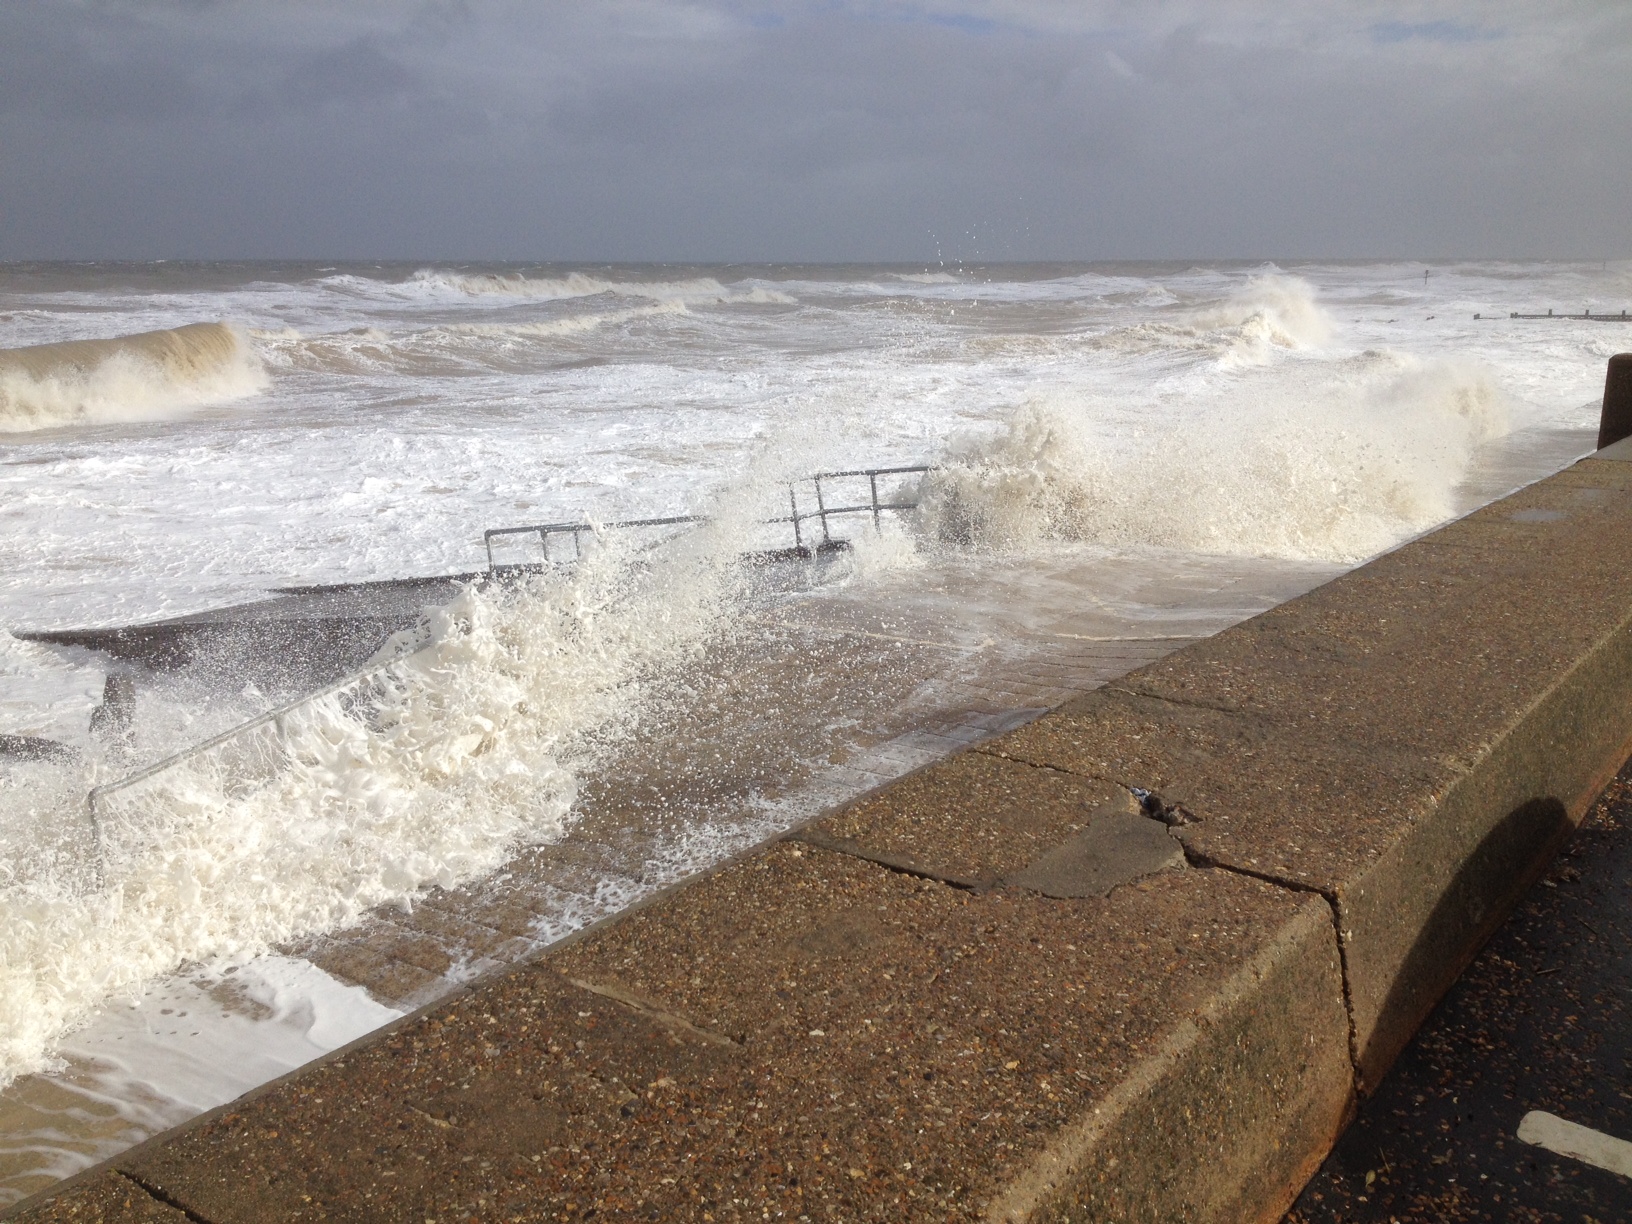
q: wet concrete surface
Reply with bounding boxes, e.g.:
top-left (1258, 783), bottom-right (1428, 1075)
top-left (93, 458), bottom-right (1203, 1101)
top-left (1287, 766), bottom-right (1632, 1223)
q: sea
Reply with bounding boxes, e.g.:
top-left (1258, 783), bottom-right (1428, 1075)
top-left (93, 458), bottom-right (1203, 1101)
top-left (0, 259), bottom-right (1627, 1203)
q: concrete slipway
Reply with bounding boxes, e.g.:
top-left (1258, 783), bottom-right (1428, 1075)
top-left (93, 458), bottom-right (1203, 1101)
top-left (12, 426), bottom-right (1632, 1222)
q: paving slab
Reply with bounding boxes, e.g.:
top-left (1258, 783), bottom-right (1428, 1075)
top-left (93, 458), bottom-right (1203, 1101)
top-left (1004, 813), bottom-right (1187, 900)
top-left (980, 451), bottom-right (1632, 1088)
top-left (799, 750), bottom-right (1188, 900)
top-left (16, 842), bottom-right (1349, 1224)
top-left (800, 751), bottom-right (1140, 887)
top-left (545, 845), bottom-right (1350, 1223)
top-left (7, 1174), bottom-right (188, 1223)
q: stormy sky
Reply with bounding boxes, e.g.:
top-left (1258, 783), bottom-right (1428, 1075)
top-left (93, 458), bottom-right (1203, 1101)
top-left (2, 2), bottom-right (1628, 262)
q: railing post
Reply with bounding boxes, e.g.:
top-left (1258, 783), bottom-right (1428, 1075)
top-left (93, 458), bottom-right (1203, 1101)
top-left (869, 472), bottom-right (881, 531)
top-left (814, 476), bottom-right (831, 544)
top-left (84, 788), bottom-right (110, 888)
top-left (789, 485), bottom-right (802, 550)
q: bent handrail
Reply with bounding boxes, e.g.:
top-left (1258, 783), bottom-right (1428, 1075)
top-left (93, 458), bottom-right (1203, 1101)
top-left (483, 465), bottom-right (932, 571)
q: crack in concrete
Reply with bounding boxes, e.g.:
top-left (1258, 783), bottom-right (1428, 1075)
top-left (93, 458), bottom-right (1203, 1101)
top-left (970, 737), bottom-right (1371, 1093)
top-left (115, 1171), bottom-right (217, 1224)
top-left (1328, 901), bottom-right (1367, 1090)
top-left (1173, 847), bottom-right (1365, 1089)
top-left (563, 976), bottom-right (741, 1047)
top-left (1101, 679), bottom-right (1248, 719)
top-left (968, 742), bottom-right (1084, 776)
top-left (784, 829), bottom-right (986, 891)
top-left (1129, 786), bottom-right (1198, 828)
top-left (792, 784), bottom-right (1192, 903)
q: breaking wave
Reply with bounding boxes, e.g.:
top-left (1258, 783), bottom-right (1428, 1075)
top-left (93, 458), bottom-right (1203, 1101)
top-left (0, 520), bottom-right (745, 1091)
top-left (398, 269), bottom-right (794, 305)
top-left (255, 303), bottom-right (693, 376)
top-left (0, 324), bottom-right (266, 433)
top-left (917, 358), bottom-right (1508, 563)
top-left (1073, 274), bottom-right (1335, 367)
top-left (446, 300), bottom-right (690, 338)
top-left (1192, 274), bottom-right (1334, 360)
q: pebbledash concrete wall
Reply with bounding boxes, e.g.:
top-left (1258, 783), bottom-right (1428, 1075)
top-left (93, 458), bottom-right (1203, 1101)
top-left (16, 416), bottom-right (1632, 1222)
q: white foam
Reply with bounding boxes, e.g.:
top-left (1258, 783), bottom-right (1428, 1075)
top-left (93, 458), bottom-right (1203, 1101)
top-left (1196, 273), bottom-right (1335, 361)
top-left (822, 516), bottom-right (928, 588)
top-left (0, 519), bottom-right (751, 1092)
top-left (446, 299), bottom-right (690, 337)
top-left (387, 269), bottom-right (794, 306)
top-left (917, 355), bottom-right (1508, 563)
top-left (249, 304), bottom-right (694, 378)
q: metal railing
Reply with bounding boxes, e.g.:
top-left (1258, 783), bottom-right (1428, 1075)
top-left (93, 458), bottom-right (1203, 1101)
top-left (86, 664), bottom-right (405, 872)
top-left (484, 465), bottom-right (932, 571)
top-left (783, 465), bottom-right (931, 549)
top-left (86, 461), bottom-right (937, 868)
top-left (485, 514), bottom-right (709, 570)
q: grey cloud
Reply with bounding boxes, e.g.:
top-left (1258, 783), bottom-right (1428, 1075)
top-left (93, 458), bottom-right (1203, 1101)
top-left (1, 1), bottom-right (1628, 260)
top-left (1370, 20), bottom-right (1502, 44)
top-left (278, 41), bottom-right (419, 108)
top-left (0, 5), bottom-right (203, 119)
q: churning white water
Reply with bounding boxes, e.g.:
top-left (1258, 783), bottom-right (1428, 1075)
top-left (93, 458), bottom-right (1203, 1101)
top-left (0, 258), bottom-right (1625, 1201)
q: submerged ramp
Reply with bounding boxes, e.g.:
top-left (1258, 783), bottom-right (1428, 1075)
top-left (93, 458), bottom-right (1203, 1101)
top-left (20, 573), bottom-right (478, 690)
top-left (0, 323), bottom-right (264, 431)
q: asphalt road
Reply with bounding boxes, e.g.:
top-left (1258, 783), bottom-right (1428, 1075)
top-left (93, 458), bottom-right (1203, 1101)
top-left (1287, 769), bottom-right (1632, 1222)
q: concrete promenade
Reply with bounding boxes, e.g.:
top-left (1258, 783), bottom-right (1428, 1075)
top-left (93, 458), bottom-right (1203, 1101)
top-left (14, 434), bottom-right (1632, 1221)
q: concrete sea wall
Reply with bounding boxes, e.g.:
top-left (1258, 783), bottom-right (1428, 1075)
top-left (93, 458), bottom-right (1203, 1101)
top-left (13, 376), bottom-right (1632, 1222)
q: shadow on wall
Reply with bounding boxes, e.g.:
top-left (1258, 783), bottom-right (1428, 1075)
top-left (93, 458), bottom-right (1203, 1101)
top-left (1360, 795), bottom-right (1572, 1086)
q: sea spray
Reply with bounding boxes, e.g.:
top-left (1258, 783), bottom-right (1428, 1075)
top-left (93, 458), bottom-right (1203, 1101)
top-left (916, 356), bottom-right (1508, 562)
top-left (0, 514), bottom-right (745, 1092)
top-left (1199, 274), bottom-right (1335, 363)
